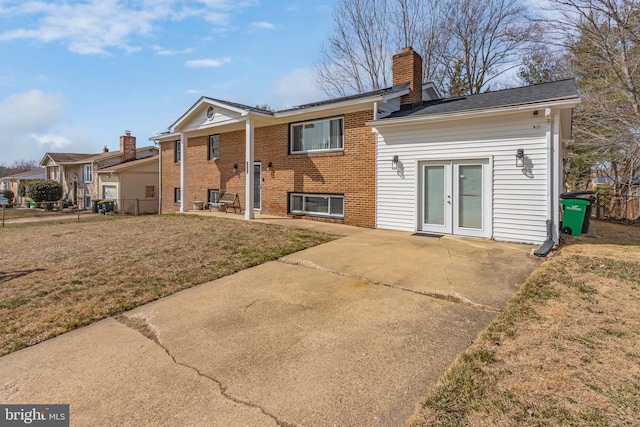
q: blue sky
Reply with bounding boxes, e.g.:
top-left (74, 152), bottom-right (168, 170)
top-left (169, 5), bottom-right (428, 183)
top-left (0, 0), bottom-right (337, 165)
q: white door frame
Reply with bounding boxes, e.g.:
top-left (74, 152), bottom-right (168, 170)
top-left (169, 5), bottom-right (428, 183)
top-left (418, 158), bottom-right (492, 238)
top-left (253, 162), bottom-right (261, 211)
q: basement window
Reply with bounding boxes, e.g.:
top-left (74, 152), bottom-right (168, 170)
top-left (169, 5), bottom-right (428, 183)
top-left (289, 193), bottom-right (344, 218)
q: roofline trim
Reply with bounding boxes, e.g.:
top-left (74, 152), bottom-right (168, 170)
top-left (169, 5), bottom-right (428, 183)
top-left (366, 97), bottom-right (581, 128)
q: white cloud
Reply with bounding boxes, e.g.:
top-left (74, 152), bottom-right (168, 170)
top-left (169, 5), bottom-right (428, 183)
top-left (152, 45), bottom-right (194, 56)
top-left (250, 21), bottom-right (276, 31)
top-left (268, 67), bottom-right (325, 109)
top-left (0, 90), bottom-right (66, 132)
top-left (30, 132), bottom-right (72, 149)
top-left (185, 57), bottom-right (231, 68)
top-left (0, 0), bottom-right (259, 55)
top-left (0, 90), bottom-right (96, 163)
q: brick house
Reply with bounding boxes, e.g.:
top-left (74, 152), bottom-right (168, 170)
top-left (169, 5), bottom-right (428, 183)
top-left (154, 47), bottom-right (439, 228)
top-left (154, 47), bottom-right (579, 249)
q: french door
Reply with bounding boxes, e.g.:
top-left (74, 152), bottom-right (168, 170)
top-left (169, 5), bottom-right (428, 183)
top-left (419, 159), bottom-right (490, 238)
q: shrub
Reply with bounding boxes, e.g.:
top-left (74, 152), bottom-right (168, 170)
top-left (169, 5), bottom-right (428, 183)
top-left (0, 189), bottom-right (14, 204)
top-left (25, 180), bottom-right (62, 202)
top-left (17, 179), bottom-right (39, 197)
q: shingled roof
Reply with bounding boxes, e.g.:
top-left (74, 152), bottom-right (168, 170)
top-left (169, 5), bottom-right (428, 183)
top-left (386, 79), bottom-right (578, 119)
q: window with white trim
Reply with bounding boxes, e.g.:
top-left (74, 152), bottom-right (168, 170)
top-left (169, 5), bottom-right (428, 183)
top-left (290, 117), bottom-right (344, 153)
top-left (290, 193), bottom-right (344, 218)
top-left (174, 188), bottom-right (181, 203)
top-left (208, 135), bottom-right (220, 160)
top-left (83, 164), bottom-right (93, 183)
top-left (174, 140), bottom-right (181, 162)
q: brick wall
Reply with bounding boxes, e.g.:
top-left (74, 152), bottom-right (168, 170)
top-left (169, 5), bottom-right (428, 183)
top-left (120, 131), bottom-right (137, 162)
top-left (160, 109), bottom-right (376, 228)
top-left (392, 47), bottom-right (423, 106)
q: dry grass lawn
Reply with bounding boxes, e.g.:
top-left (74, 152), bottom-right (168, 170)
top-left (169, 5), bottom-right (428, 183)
top-left (0, 214), bottom-right (336, 356)
top-left (407, 219), bottom-right (640, 427)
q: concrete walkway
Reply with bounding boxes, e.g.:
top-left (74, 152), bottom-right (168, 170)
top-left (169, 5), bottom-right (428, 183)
top-left (0, 214), bottom-right (541, 426)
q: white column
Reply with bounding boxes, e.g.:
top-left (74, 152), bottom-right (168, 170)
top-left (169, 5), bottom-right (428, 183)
top-left (180, 133), bottom-right (188, 213)
top-left (245, 118), bottom-right (255, 219)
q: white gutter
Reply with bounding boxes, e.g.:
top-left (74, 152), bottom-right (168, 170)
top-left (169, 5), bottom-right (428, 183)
top-left (546, 108), bottom-right (556, 242)
top-left (366, 98), bottom-right (581, 128)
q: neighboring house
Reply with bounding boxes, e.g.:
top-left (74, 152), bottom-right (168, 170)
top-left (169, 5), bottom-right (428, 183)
top-left (97, 154), bottom-right (160, 214)
top-left (153, 47), bottom-right (579, 246)
top-left (0, 168), bottom-right (46, 206)
top-left (40, 132), bottom-right (158, 211)
top-left (592, 176), bottom-right (613, 186)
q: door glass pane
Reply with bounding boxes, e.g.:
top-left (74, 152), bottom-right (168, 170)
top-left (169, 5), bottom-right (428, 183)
top-left (458, 165), bottom-right (482, 229)
top-left (424, 166), bottom-right (445, 225)
top-left (253, 164), bottom-right (261, 209)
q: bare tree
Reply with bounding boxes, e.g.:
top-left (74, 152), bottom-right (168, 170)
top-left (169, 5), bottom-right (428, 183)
top-left (0, 160), bottom-right (39, 177)
top-left (540, 0), bottom-right (640, 215)
top-left (443, 0), bottom-right (531, 95)
top-left (315, 0), bottom-right (392, 97)
top-left (316, 0), bottom-right (530, 98)
top-left (517, 45), bottom-right (574, 85)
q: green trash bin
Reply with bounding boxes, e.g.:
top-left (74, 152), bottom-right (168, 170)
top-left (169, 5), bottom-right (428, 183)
top-left (560, 198), bottom-right (590, 236)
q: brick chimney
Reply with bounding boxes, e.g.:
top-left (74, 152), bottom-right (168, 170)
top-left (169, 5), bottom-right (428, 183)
top-left (392, 47), bottom-right (423, 106)
top-left (120, 130), bottom-right (136, 162)
top-left (103, 146), bottom-right (109, 153)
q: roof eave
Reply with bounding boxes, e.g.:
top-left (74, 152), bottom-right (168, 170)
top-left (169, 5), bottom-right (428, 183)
top-left (274, 93), bottom-right (397, 119)
top-left (367, 97), bottom-right (581, 128)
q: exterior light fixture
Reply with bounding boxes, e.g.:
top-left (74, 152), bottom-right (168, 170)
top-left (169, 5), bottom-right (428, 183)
top-left (233, 163), bottom-right (238, 173)
top-left (392, 155), bottom-right (399, 169)
top-left (515, 149), bottom-right (525, 168)
top-left (267, 162), bottom-right (272, 171)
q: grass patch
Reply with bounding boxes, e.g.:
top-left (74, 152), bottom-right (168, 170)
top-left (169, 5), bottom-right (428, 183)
top-left (0, 214), bottom-right (337, 355)
top-left (408, 220), bottom-right (640, 427)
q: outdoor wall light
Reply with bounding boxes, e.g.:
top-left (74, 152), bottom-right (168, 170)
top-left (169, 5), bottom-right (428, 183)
top-left (515, 148), bottom-right (525, 168)
top-left (267, 162), bottom-right (273, 171)
top-left (233, 163), bottom-right (238, 173)
top-left (392, 155), bottom-right (399, 169)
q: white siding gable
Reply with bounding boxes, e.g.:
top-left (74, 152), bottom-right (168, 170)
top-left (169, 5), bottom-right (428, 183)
top-left (180, 106), bottom-right (245, 132)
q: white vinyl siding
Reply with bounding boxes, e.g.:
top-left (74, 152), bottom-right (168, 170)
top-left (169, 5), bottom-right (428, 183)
top-left (376, 112), bottom-right (549, 245)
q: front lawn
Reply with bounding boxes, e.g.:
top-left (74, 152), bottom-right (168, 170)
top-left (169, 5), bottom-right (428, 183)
top-left (0, 215), bottom-right (337, 355)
